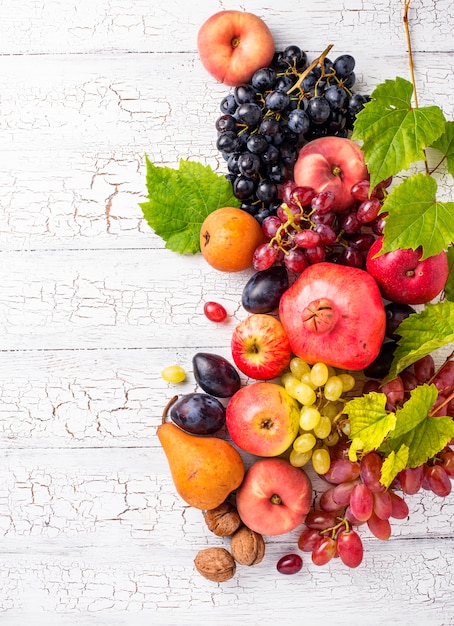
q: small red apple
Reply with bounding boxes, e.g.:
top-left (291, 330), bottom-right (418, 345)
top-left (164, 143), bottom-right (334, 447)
top-left (231, 313), bottom-right (292, 380)
top-left (366, 237), bottom-right (449, 305)
top-left (293, 136), bottom-right (368, 212)
top-left (279, 262), bottom-right (386, 370)
top-left (235, 458), bottom-right (312, 536)
top-left (197, 11), bottom-right (275, 86)
top-left (226, 381), bottom-right (300, 457)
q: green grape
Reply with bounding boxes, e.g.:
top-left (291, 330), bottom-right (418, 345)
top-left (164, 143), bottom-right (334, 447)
top-left (290, 357), bottom-right (311, 379)
top-left (312, 447), bottom-right (331, 474)
top-left (327, 366), bottom-right (337, 378)
top-left (294, 382), bottom-right (317, 406)
top-left (283, 374), bottom-right (301, 398)
top-left (161, 365), bottom-right (186, 383)
top-left (340, 420), bottom-right (351, 436)
top-left (322, 401), bottom-right (340, 421)
top-left (313, 414), bottom-right (332, 439)
top-left (324, 375), bottom-right (344, 401)
top-left (324, 430), bottom-right (340, 447)
top-left (289, 448), bottom-right (312, 467)
top-left (300, 372), bottom-right (317, 389)
top-left (310, 362), bottom-right (329, 387)
top-left (299, 406), bottom-right (321, 431)
top-left (293, 432), bottom-right (316, 453)
top-left (338, 373), bottom-right (356, 392)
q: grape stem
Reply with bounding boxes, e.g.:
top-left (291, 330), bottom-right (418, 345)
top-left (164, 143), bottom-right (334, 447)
top-left (287, 44), bottom-right (334, 95)
top-left (403, 0), bottom-right (430, 174)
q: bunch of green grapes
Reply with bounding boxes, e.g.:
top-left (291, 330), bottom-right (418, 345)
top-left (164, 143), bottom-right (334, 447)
top-left (281, 357), bottom-right (355, 474)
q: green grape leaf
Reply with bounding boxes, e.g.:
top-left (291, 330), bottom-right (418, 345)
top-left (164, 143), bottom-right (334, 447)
top-left (344, 392), bottom-right (396, 462)
top-left (384, 301), bottom-right (454, 382)
top-left (380, 445), bottom-right (409, 489)
top-left (139, 157), bottom-right (240, 254)
top-left (444, 246), bottom-right (454, 302)
top-left (386, 415), bottom-right (454, 469)
top-left (431, 120), bottom-right (454, 177)
top-left (390, 384), bottom-right (438, 439)
top-left (352, 77), bottom-right (446, 189)
top-left (378, 173), bottom-right (454, 258)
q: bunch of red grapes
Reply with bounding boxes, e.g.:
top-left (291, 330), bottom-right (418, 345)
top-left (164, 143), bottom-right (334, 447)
top-left (253, 177), bottom-right (391, 274)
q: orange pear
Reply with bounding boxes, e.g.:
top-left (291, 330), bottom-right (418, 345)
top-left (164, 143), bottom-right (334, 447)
top-left (157, 422), bottom-right (245, 510)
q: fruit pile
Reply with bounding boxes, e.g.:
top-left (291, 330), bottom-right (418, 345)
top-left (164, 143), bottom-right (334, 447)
top-left (149, 9), bottom-right (454, 581)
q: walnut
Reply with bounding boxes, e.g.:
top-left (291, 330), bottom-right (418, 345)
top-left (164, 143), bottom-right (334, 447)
top-left (203, 502), bottom-right (241, 536)
top-left (194, 547), bottom-right (236, 582)
top-left (230, 526), bottom-right (265, 566)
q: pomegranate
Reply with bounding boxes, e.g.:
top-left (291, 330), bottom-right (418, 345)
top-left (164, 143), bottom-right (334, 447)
top-left (279, 262), bottom-right (386, 370)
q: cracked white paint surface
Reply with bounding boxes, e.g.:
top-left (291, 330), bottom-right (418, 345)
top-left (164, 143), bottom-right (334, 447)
top-left (0, 1), bottom-right (453, 624)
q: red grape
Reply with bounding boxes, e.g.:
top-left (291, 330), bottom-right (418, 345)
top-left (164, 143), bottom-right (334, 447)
top-left (312, 536), bottom-right (337, 566)
top-left (293, 229), bottom-right (321, 248)
top-left (305, 245), bottom-right (326, 264)
top-left (336, 529), bottom-right (364, 568)
top-left (311, 190), bottom-right (336, 214)
top-left (305, 509), bottom-right (336, 531)
top-left (319, 486), bottom-right (346, 514)
top-left (283, 248), bottom-right (309, 273)
top-left (367, 511), bottom-right (391, 540)
top-left (360, 452), bottom-right (385, 493)
top-left (413, 354), bottom-right (435, 383)
top-left (350, 179), bottom-right (371, 201)
top-left (276, 553), bottom-right (303, 574)
top-left (253, 243), bottom-right (278, 270)
top-left (349, 483), bottom-right (374, 521)
top-left (431, 360), bottom-right (454, 397)
top-left (372, 490), bottom-right (393, 520)
top-left (389, 490), bottom-right (409, 519)
top-left (298, 527), bottom-right (322, 552)
top-left (322, 458), bottom-right (360, 484)
top-left (261, 215), bottom-right (281, 239)
top-left (203, 301), bottom-right (227, 322)
top-left (424, 464), bottom-right (452, 497)
top-left (356, 197), bottom-right (381, 223)
top-left (398, 465), bottom-right (424, 495)
top-left (332, 479), bottom-right (361, 506)
top-left (439, 448), bottom-right (454, 478)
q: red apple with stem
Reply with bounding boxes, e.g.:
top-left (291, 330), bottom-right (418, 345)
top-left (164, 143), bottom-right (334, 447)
top-left (235, 458), bottom-right (312, 536)
top-left (231, 313), bottom-right (292, 380)
top-left (197, 11), bottom-right (275, 86)
top-left (226, 381), bottom-right (300, 457)
top-left (293, 136), bottom-right (368, 212)
top-left (366, 236), bottom-right (449, 305)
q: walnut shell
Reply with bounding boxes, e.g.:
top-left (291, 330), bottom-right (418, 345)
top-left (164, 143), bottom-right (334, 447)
top-left (204, 502), bottom-right (241, 536)
top-left (230, 526), bottom-right (265, 566)
top-left (194, 547), bottom-right (236, 582)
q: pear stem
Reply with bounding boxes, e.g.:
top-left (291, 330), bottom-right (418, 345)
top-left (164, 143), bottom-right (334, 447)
top-left (162, 395), bottom-right (178, 423)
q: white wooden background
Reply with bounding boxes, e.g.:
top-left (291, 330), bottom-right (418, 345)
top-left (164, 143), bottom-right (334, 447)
top-left (0, 1), bottom-right (453, 624)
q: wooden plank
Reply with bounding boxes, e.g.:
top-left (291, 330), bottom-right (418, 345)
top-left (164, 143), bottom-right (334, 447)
top-left (0, 51), bottom-right (453, 252)
top-left (1, 0), bottom-right (453, 55)
top-left (0, 447), bottom-right (452, 622)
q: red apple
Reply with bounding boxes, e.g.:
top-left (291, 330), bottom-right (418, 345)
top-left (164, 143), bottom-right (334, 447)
top-left (279, 262), bottom-right (386, 370)
top-left (226, 381), bottom-right (300, 457)
top-left (231, 313), bottom-right (292, 380)
top-left (366, 237), bottom-right (449, 305)
top-left (235, 458), bottom-right (312, 536)
top-left (197, 11), bottom-right (275, 86)
top-left (293, 136), bottom-right (368, 212)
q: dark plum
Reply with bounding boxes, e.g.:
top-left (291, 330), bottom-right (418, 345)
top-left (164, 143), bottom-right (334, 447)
top-left (241, 266), bottom-right (289, 313)
top-left (363, 341), bottom-right (398, 379)
top-left (170, 393), bottom-right (226, 435)
top-left (384, 302), bottom-right (416, 340)
top-left (192, 352), bottom-right (241, 398)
